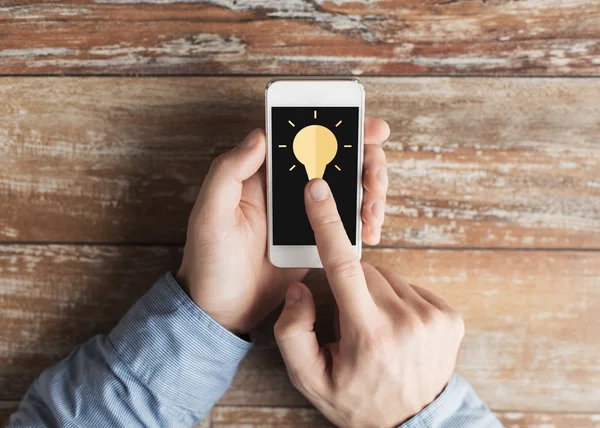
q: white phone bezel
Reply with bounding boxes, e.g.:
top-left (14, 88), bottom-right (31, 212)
top-left (265, 78), bottom-right (365, 268)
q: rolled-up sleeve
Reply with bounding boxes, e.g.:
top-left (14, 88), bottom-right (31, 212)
top-left (400, 374), bottom-right (502, 428)
top-left (9, 272), bottom-right (252, 428)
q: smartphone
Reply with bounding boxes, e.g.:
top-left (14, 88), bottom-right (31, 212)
top-left (266, 78), bottom-right (365, 268)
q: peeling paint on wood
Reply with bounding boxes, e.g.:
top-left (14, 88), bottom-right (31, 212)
top-left (0, 77), bottom-right (598, 247)
top-left (0, 245), bottom-right (182, 400)
top-left (2, 0), bottom-right (599, 424)
top-left (0, 246), bottom-right (598, 412)
top-left (497, 411), bottom-right (600, 428)
top-left (1, 1), bottom-right (600, 75)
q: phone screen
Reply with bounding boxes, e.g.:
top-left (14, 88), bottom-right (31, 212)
top-left (271, 106), bottom-right (359, 245)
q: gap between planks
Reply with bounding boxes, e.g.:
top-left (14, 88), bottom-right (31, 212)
top-left (1, 242), bottom-right (599, 252)
top-left (3, 74), bottom-right (600, 79)
top-left (2, 77), bottom-right (598, 248)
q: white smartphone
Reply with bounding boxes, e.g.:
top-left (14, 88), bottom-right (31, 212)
top-left (265, 78), bottom-right (365, 268)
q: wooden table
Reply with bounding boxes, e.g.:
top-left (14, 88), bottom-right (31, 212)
top-left (1, 2), bottom-right (599, 427)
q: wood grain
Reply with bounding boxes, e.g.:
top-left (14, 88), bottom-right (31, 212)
top-left (3, 402), bottom-right (599, 428)
top-left (1, 245), bottom-right (598, 413)
top-left (212, 406), bottom-right (600, 428)
top-left (0, 245), bottom-right (182, 401)
top-left (212, 406), bottom-right (332, 427)
top-left (222, 248), bottom-right (600, 412)
top-left (498, 411), bottom-right (600, 428)
top-left (1, 1), bottom-right (600, 76)
top-left (1, 77), bottom-right (598, 247)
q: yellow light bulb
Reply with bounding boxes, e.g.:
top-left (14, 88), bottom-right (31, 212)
top-left (292, 125), bottom-right (338, 180)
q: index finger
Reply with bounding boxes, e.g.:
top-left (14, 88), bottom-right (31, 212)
top-left (304, 179), bottom-right (375, 317)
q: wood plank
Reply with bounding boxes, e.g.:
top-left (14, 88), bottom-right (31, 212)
top-left (212, 406), bottom-right (600, 428)
top-left (0, 246), bottom-right (598, 413)
top-left (1, 77), bottom-right (599, 247)
top-left (3, 402), bottom-right (599, 428)
top-left (212, 406), bottom-right (332, 427)
top-left (1, 2), bottom-right (600, 75)
top-left (497, 411), bottom-right (600, 428)
top-left (222, 248), bottom-right (600, 412)
top-left (0, 245), bottom-right (182, 401)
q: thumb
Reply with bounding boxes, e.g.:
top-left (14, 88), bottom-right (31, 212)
top-left (197, 129), bottom-right (266, 218)
top-left (274, 282), bottom-right (330, 395)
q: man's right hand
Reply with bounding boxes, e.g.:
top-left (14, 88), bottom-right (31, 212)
top-left (274, 179), bottom-right (465, 428)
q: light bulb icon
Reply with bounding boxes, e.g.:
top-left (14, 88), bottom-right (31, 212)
top-left (292, 124), bottom-right (338, 180)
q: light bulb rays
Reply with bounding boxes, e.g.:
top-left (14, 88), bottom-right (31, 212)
top-left (283, 111), bottom-right (346, 178)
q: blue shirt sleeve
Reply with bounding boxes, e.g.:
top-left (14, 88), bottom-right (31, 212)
top-left (8, 272), bottom-right (252, 428)
top-left (400, 373), bottom-right (503, 428)
top-left (9, 272), bottom-right (499, 428)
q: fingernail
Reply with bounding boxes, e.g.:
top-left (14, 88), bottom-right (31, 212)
top-left (372, 200), bottom-right (385, 223)
top-left (377, 167), bottom-right (388, 187)
top-left (309, 179), bottom-right (330, 201)
top-left (286, 284), bottom-right (303, 306)
top-left (241, 129), bottom-right (260, 149)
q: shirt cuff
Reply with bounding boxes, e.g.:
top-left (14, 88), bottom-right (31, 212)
top-left (400, 374), bottom-right (466, 428)
top-left (107, 272), bottom-right (252, 411)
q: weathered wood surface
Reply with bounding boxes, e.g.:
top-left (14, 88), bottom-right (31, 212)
top-left (212, 406), bottom-right (332, 427)
top-left (212, 407), bottom-right (600, 428)
top-left (1, 1), bottom-right (600, 76)
top-left (498, 411), bottom-right (600, 428)
top-left (223, 248), bottom-right (600, 412)
top-left (1, 245), bottom-right (598, 413)
top-left (0, 245), bottom-right (182, 401)
top-left (4, 402), bottom-right (600, 428)
top-left (1, 77), bottom-right (598, 247)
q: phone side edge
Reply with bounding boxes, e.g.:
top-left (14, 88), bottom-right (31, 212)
top-left (265, 80), bottom-right (277, 267)
top-left (356, 78), bottom-right (365, 260)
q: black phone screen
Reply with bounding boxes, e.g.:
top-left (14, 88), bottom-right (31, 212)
top-left (271, 106), bottom-right (360, 245)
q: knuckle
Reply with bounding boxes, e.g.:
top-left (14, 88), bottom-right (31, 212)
top-left (403, 313), bottom-right (427, 337)
top-left (366, 144), bottom-right (386, 161)
top-left (421, 305), bottom-right (444, 325)
top-left (360, 260), bottom-right (374, 272)
top-left (427, 306), bottom-right (465, 339)
top-left (450, 310), bottom-right (465, 338)
top-left (289, 369), bottom-right (314, 395)
top-left (328, 258), bottom-right (363, 281)
top-left (362, 329), bottom-right (389, 354)
top-left (274, 318), bottom-right (314, 344)
top-left (211, 153), bottom-right (231, 174)
top-left (315, 211), bottom-right (341, 227)
top-left (287, 368), bottom-right (303, 389)
top-left (273, 319), bottom-right (295, 341)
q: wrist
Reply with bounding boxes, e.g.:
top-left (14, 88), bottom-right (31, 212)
top-left (175, 267), bottom-right (251, 336)
top-left (108, 272), bottom-right (252, 410)
top-left (398, 376), bottom-right (457, 428)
